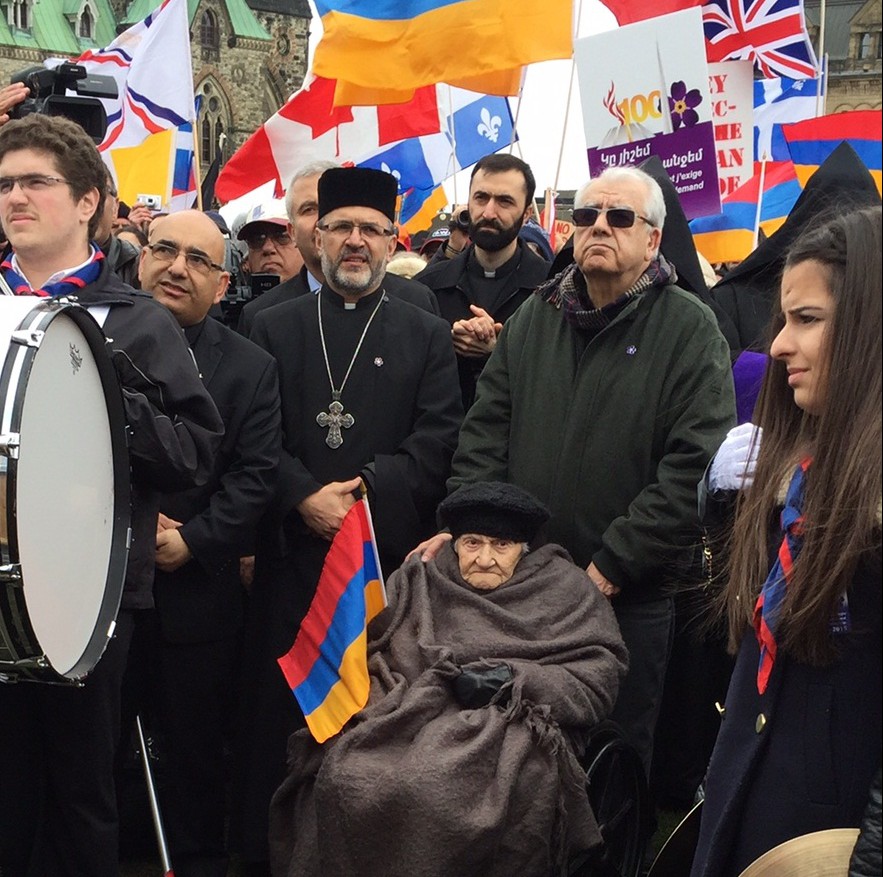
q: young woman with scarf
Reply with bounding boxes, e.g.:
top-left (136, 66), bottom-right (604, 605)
top-left (690, 205), bottom-right (882, 877)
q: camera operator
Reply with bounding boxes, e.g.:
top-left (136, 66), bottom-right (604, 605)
top-left (0, 83), bottom-right (28, 126)
top-left (425, 205), bottom-right (471, 265)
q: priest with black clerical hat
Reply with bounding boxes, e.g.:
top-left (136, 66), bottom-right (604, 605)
top-left (231, 167), bottom-right (464, 871)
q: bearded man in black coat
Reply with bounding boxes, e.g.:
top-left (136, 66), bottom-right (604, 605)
top-left (231, 167), bottom-right (463, 872)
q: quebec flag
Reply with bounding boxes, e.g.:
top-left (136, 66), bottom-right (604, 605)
top-left (448, 93), bottom-right (515, 169)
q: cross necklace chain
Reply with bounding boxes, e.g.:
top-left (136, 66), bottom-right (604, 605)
top-left (316, 292), bottom-right (385, 449)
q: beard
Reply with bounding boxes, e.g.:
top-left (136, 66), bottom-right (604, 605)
top-left (321, 248), bottom-right (386, 296)
top-left (468, 215), bottom-right (524, 253)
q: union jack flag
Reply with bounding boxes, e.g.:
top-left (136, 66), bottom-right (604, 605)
top-left (703, 0), bottom-right (819, 79)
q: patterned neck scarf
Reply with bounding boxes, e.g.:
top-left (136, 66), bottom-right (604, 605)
top-left (753, 458), bottom-right (811, 694)
top-left (1, 245), bottom-right (104, 298)
top-left (535, 254), bottom-right (677, 331)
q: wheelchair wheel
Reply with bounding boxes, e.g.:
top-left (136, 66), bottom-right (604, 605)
top-left (569, 721), bottom-right (647, 877)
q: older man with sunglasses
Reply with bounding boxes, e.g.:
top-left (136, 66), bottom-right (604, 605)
top-left (237, 198), bottom-right (304, 283)
top-left (420, 166), bottom-right (735, 835)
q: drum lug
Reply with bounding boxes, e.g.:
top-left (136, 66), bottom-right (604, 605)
top-left (0, 563), bottom-right (22, 583)
top-left (0, 433), bottom-right (20, 459)
top-left (11, 328), bottom-right (45, 348)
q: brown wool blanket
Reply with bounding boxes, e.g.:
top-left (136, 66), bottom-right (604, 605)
top-left (268, 543), bottom-right (628, 877)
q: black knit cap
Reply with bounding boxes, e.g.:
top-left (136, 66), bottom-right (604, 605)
top-left (317, 167), bottom-right (398, 223)
top-left (437, 482), bottom-right (550, 543)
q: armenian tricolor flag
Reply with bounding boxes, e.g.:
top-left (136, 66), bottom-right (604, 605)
top-left (312, 0), bottom-right (571, 106)
top-left (781, 110), bottom-right (882, 193)
top-left (277, 497), bottom-right (387, 743)
top-left (690, 160), bottom-right (802, 263)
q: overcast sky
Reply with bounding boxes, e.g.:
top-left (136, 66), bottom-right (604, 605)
top-left (305, 0), bottom-right (619, 203)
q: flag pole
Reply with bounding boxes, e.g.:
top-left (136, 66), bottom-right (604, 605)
top-left (136, 715), bottom-right (175, 877)
top-left (445, 85), bottom-right (459, 206)
top-left (192, 114), bottom-right (204, 211)
top-left (753, 154), bottom-right (767, 251)
top-left (508, 72), bottom-right (526, 155)
top-left (553, 0), bottom-right (583, 191)
top-left (816, 0), bottom-right (827, 115)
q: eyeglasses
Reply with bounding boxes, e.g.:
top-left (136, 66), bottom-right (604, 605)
top-left (146, 242), bottom-right (225, 274)
top-left (242, 229), bottom-right (293, 249)
top-left (572, 206), bottom-right (654, 229)
top-left (0, 174), bottom-right (71, 196)
top-left (317, 220), bottom-right (396, 240)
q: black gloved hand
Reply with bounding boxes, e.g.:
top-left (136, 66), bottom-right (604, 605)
top-left (452, 665), bottom-right (513, 709)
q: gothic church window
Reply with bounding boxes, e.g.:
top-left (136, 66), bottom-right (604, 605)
top-left (79, 4), bottom-right (93, 38)
top-left (7, 0), bottom-right (31, 29)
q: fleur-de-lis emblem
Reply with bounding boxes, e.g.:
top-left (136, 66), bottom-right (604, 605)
top-left (477, 107), bottom-right (502, 143)
top-left (381, 162), bottom-right (402, 186)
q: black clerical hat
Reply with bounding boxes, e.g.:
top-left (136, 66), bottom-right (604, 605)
top-left (438, 482), bottom-right (550, 543)
top-left (318, 167), bottom-right (398, 223)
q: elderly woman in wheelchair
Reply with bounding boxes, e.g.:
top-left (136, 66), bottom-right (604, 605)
top-left (269, 482), bottom-right (629, 877)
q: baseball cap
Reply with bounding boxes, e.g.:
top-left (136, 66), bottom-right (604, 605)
top-left (236, 198), bottom-right (290, 241)
top-left (418, 226), bottom-right (451, 255)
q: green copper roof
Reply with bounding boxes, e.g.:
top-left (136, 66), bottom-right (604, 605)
top-left (1, 0), bottom-right (117, 54)
top-left (122, 0), bottom-right (269, 40)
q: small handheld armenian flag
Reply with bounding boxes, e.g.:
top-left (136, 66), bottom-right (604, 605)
top-left (277, 491), bottom-right (386, 743)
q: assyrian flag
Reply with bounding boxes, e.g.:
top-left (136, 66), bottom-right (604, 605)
top-left (70, 0), bottom-right (194, 152)
top-left (216, 75), bottom-right (514, 212)
top-left (278, 497), bottom-right (387, 744)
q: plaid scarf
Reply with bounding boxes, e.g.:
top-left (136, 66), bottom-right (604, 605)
top-left (535, 255), bottom-right (677, 331)
top-left (753, 458), bottom-right (811, 695)
top-left (1, 246), bottom-right (104, 298)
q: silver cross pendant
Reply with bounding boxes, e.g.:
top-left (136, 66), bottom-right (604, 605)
top-left (316, 399), bottom-right (354, 449)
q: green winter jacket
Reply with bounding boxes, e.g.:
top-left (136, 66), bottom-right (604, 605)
top-left (449, 277), bottom-right (736, 602)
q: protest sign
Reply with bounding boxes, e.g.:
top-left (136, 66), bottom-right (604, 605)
top-left (575, 8), bottom-right (721, 219)
top-left (708, 61), bottom-right (754, 198)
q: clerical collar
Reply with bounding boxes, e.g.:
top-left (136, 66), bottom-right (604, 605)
top-left (320, 285), bottom-right (386, 311)
top-left (467, 244), bottom-right (521, 280)
top-left (184, 319), bottom-right (206, 346)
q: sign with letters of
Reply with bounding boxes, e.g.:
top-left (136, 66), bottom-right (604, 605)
top-left (708, 61), bottom-right (754, 199)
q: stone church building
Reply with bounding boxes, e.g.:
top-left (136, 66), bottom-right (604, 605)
top-left (0, 0), bottom-right (311, 169)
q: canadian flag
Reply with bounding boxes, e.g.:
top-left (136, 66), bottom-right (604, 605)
top-left (217, 76), bottom-right (442, 203)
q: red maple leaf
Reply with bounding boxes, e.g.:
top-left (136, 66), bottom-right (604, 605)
top-left (279, 76), bottom-right (354, 139)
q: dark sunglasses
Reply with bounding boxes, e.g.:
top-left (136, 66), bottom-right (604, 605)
top-left (572, 206), bottom-right (654, 229)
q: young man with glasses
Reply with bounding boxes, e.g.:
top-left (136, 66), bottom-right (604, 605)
top-left (232, 167), bottom-right (462, 872)
top-left (0, 114), bottom-right (223, 877)
top-left (417, 166), bottom-right (735, 850)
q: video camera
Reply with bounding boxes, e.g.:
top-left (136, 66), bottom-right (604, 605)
top-left (452, 208), bottom-right (470, 231)
top-left (9, 62), bottom-right (118, 143)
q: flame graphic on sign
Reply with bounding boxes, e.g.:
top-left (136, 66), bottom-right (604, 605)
top-left (603, 82), bottom-right (625, 122)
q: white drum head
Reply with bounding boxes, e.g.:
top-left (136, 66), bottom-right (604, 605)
top-left (16, 309), bottom-right (116, 677)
